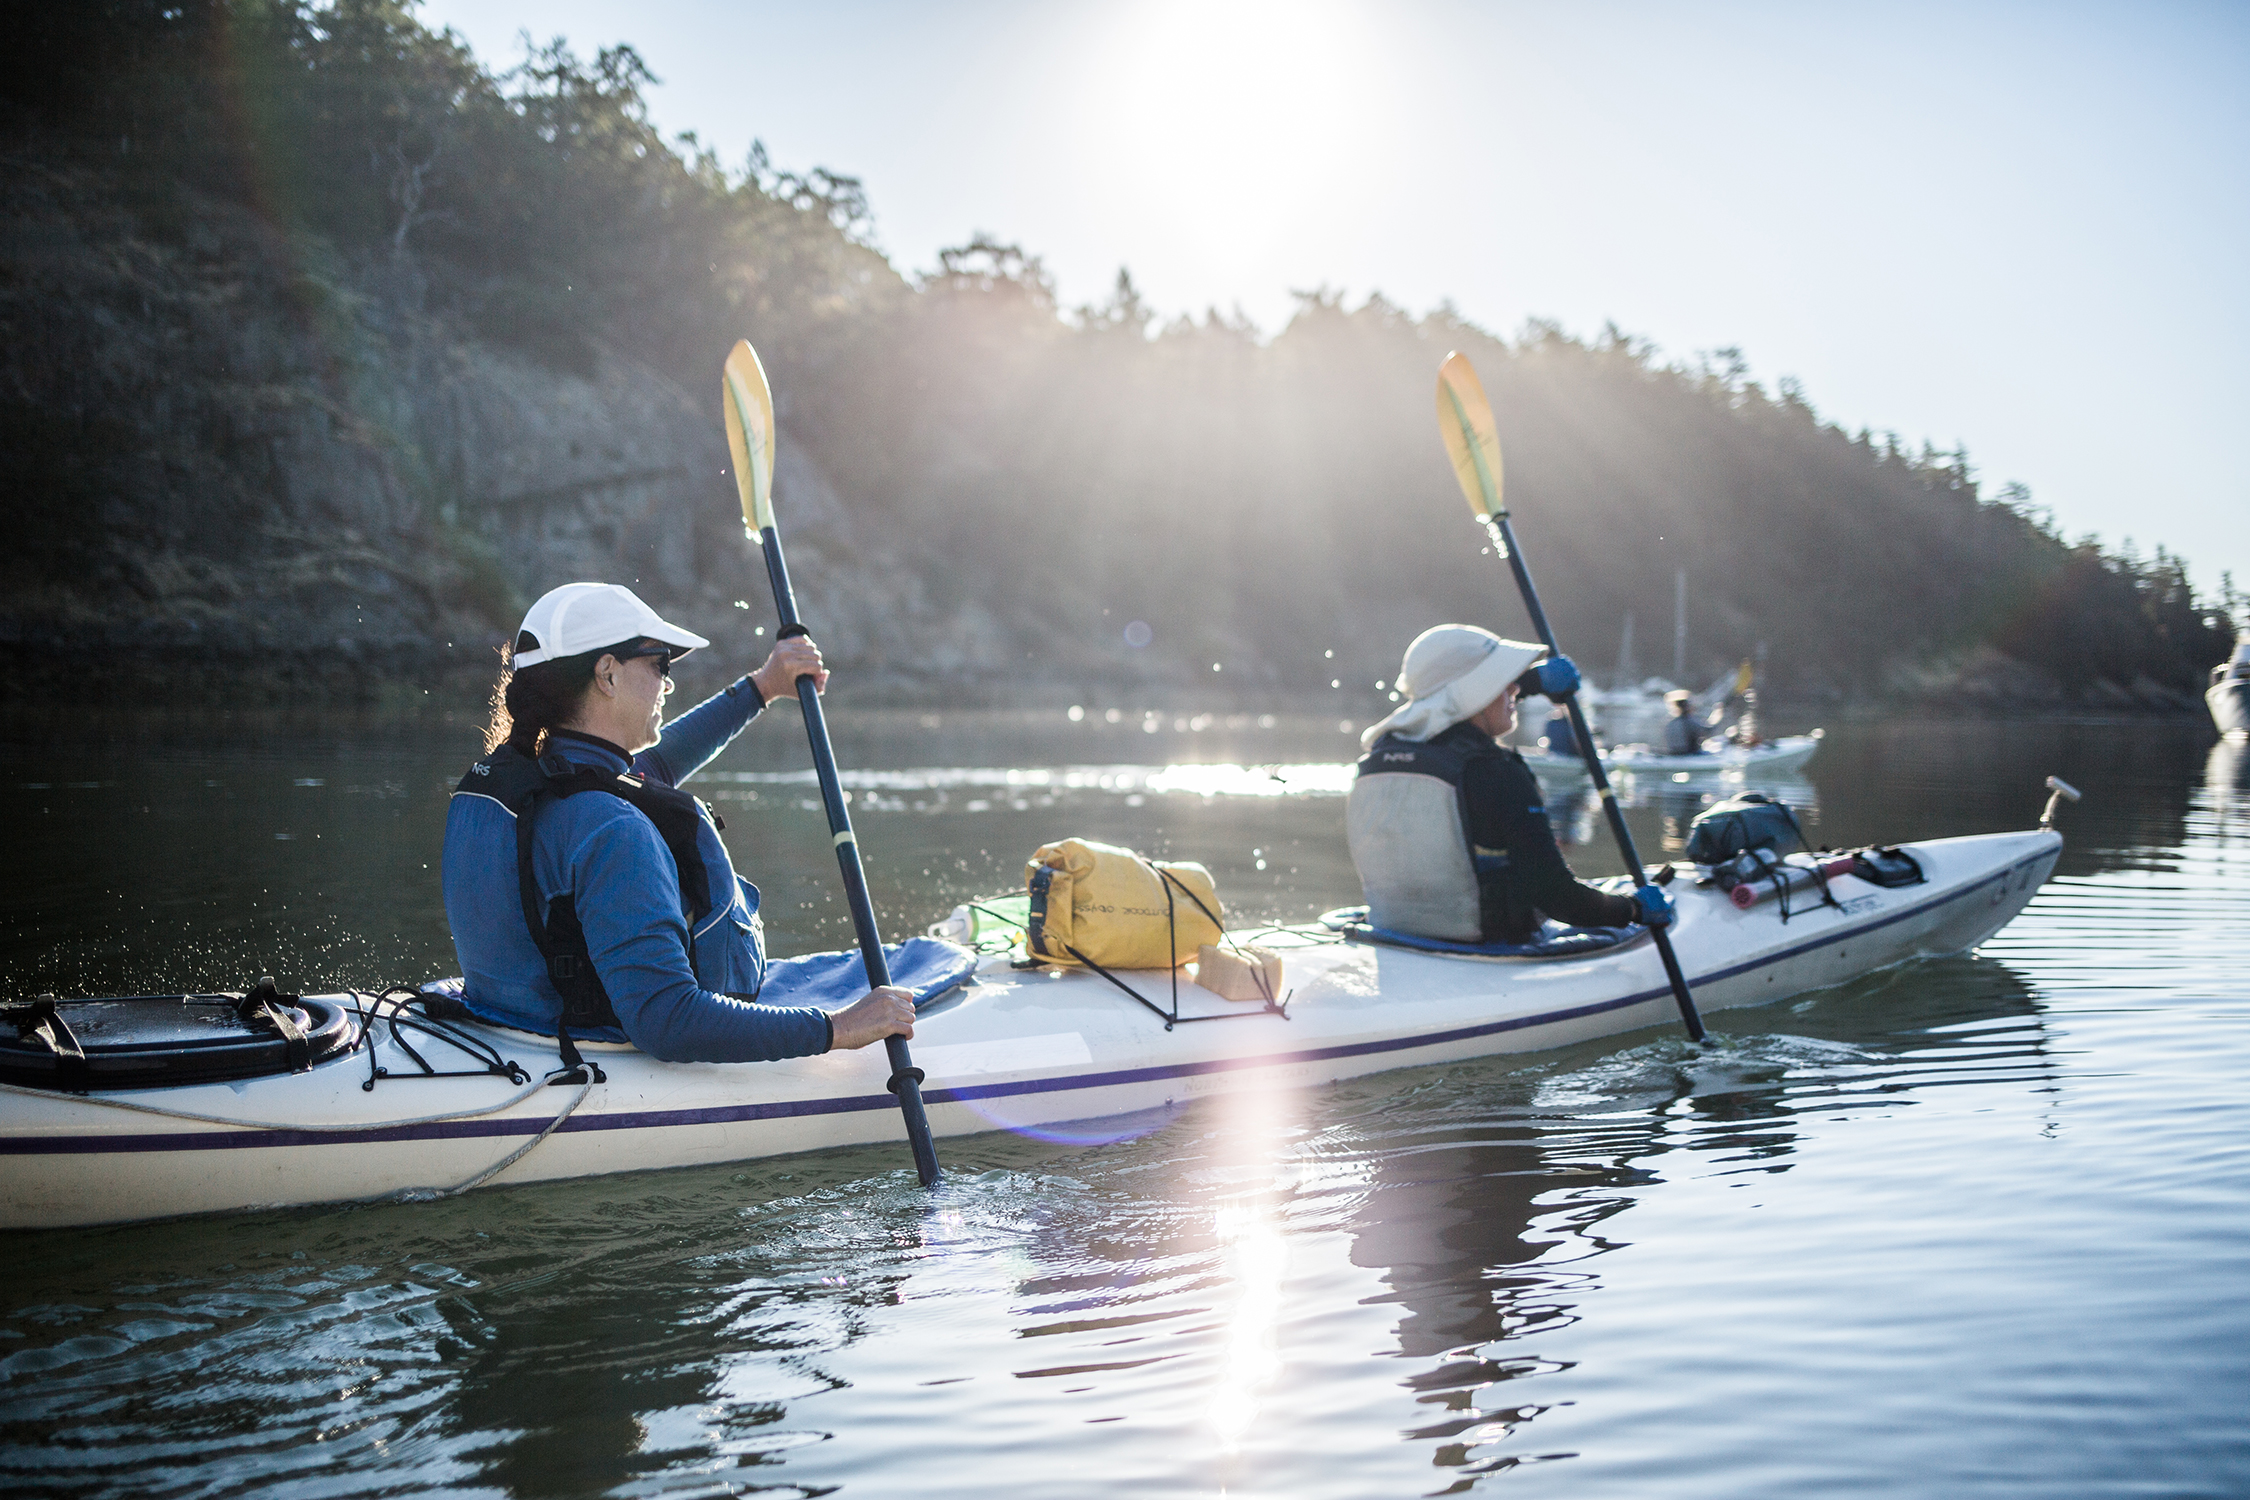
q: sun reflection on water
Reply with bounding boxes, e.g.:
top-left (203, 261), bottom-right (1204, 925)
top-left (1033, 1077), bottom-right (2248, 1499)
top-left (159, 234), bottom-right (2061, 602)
top-left (1202, 1087), bottom-right (1296, 1455)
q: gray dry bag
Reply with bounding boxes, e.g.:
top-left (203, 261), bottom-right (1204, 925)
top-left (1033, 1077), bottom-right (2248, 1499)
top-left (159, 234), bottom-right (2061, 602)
top-left (1684, 791), bottom-right (1809, 867)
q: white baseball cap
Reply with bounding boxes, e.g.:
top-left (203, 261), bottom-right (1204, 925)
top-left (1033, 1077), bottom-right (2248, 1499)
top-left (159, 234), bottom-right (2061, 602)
top-left (510, 583), bottom-right (710, 668)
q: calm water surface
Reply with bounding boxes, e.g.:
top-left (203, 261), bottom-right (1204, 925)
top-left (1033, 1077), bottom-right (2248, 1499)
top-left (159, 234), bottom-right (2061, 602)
top-left (1, 708), bottom-right (2244, 1498)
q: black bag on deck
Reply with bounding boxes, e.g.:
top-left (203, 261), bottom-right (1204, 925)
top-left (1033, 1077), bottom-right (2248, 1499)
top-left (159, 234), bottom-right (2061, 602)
top-left (1849, 845), bottom-right (1926, 888)
top-left (1685, 792), bottom-right (1809, 867)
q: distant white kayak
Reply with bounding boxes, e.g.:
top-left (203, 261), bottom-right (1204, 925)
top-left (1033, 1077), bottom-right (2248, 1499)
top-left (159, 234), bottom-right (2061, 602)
top-left (0, 823), bottom-right (2054, 1230)
top-left (2212, 682), bottom-right (2250, 738)
top-left (1523, 731), bottom-right (1823, 778)
top-left (2211, 635), bottom-right (2250, 737)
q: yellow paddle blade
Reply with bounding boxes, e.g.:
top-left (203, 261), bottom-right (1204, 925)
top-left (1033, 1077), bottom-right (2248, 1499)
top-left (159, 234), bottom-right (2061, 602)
top-left (1435, 351), bottom-right (1505, 523)
top-left (721, 339), bottom-right (777, 532)
top-left (1735, 659), bottom-right (1755, 695)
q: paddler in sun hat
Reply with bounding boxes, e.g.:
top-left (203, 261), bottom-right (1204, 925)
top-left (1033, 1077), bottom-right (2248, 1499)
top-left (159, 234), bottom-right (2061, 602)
top-left (1348, 624), bottom-right (1674, 944)
top-left (441, 582), bottom-right (915, 1064)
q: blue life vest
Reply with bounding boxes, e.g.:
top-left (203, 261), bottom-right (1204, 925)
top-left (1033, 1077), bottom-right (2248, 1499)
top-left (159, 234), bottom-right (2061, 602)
top-left (454, 743), bottom-right (722, 1036)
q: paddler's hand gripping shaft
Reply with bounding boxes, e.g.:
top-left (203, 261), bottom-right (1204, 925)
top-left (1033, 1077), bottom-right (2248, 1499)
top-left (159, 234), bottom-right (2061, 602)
top-left (723, 339), bottom-right (941, 1186)
top-left (1435, 352), bottom-right (1706, 1042)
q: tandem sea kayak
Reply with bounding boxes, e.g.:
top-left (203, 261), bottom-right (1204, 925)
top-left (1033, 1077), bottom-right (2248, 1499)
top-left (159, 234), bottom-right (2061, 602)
top-left (0, 822), bottom-right (2060, 1230)
top-left (1522, 731), bottom-right (1824, 779)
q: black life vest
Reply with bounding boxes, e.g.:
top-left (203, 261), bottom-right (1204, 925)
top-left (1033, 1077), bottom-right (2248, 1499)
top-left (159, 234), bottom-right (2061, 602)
top-left (455, 740), bottom-right (722, 1040)
top-left (1350, 723), bottom-right (1578, 943)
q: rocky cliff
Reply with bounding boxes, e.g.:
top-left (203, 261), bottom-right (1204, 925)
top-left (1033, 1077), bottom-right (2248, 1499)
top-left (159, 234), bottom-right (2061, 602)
top-left (0, 157), bottom-right (997, 707)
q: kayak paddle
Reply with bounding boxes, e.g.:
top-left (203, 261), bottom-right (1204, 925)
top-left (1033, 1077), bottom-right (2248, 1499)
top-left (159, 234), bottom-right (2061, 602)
top-left (722, 338), bottom-right (943, 1186)
top-left (1434, 351), bottom-right (1707, 1042)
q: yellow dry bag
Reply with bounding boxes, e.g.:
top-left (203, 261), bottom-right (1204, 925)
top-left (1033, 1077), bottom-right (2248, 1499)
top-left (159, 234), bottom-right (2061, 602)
top-left (1023, 838), bottom-right (1223, 970)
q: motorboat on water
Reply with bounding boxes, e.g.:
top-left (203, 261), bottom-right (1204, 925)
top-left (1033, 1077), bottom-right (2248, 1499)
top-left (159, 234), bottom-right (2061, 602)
top-left (0, 808), bottom-right (2065, 1230)
top-left (2210, 635), bottom-right (2250, 738)
top-left (1522, 731), bottom-right (1823, 779)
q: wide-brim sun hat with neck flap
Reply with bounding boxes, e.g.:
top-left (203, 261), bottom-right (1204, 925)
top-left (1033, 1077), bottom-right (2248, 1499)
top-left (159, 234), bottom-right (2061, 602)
top-left (1360, 624), bottom-right (1546, 749)
top-left (510, 583), bottom-right (711, 669)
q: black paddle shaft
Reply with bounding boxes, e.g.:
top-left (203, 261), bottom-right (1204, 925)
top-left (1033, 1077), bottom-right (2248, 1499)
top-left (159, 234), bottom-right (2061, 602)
top-left (758, 526), bottom-right (943, 1185)
top-left (1485, 513), bottom-right (1707, 1042)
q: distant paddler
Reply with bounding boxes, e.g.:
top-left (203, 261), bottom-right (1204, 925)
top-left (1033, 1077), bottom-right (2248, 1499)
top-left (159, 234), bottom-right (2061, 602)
top-left (441, 582), bottom-right (916, 1070)
top-left (1661, 688), bottom-right (1711, 755)
top-left (1664, 660), bottom-right (1761, 753)
top-left (1538, 696), bottom-right (1581, 757)
top-left (1348, 624), bottom-right (1675, 944)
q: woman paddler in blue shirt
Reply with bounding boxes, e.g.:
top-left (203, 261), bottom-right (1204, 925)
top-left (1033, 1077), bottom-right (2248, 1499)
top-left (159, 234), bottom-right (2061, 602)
top-left (442, 582), bottom-right (916, 1063)
top-left (1348, 624), bottom-right (1675, 945)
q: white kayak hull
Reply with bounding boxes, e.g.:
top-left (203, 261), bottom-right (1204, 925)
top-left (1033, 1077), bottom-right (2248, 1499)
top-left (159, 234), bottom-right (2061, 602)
top-left (0, 829), bottom-right (2058, 1229)
top-left (1524, 732), bottom-right (1823, 778)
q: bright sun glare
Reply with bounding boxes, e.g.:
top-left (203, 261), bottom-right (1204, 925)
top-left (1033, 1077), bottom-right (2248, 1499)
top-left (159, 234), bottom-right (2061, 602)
top-left (1059, 0), bottom-right (1402, 304)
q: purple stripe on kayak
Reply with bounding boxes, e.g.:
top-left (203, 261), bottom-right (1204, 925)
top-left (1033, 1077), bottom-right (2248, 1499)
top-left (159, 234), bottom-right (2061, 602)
top-left (0, 850), bottom-right (2048, 1159)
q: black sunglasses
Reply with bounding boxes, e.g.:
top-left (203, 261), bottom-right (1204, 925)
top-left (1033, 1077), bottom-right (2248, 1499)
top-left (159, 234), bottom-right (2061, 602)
top-left (614, 643), bottom-right (675, 678)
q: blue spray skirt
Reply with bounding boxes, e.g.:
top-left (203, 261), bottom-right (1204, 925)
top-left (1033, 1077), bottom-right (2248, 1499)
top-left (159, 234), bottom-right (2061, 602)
top-left (419, 935), bottom-right (979, 1029)
top-left (755, 937), bottom-right (979, 1010)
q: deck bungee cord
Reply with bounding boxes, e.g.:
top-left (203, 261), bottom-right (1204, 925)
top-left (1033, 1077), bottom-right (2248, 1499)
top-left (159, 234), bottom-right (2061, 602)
top-left (1023, 848), bottom-right (1293, 1030)
top-left (0, 985), bottom-right (606, 1197)
top-left (352, 985), bottom-right (535, 1089)
top-left (0, 989), bottom-right (603, 1205)
top-left (0, 988), bottom-right (576, 1130)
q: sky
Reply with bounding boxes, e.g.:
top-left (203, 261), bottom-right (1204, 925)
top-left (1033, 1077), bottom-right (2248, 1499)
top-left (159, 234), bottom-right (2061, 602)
top-left (419, 0), bottom-right (2250, 604)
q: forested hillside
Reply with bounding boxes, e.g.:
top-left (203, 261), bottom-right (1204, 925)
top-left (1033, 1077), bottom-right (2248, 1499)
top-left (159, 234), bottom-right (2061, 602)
top-left (2, 1), bottom-right (2235, 711)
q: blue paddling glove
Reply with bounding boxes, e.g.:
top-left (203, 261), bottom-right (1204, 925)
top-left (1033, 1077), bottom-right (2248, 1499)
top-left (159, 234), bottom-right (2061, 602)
top-left (1519, 655), bottom-right (1581, 700)
top-left (1631, 884), bottom-right (1676, 927)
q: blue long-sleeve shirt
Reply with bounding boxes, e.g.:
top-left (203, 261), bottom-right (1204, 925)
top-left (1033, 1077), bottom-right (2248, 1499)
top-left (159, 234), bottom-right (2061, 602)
top-left (442, 676), bottom-right (835, 1062)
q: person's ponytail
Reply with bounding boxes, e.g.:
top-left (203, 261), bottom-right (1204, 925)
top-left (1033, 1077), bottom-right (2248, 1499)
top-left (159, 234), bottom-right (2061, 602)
top-left (483, 636), bottom-right (602, 756)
